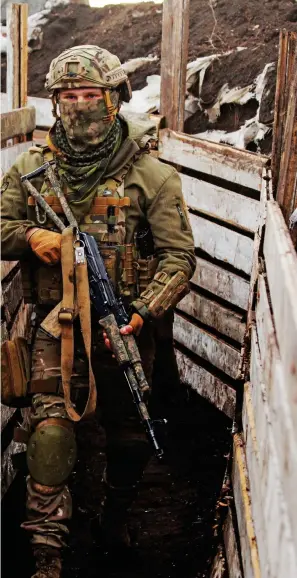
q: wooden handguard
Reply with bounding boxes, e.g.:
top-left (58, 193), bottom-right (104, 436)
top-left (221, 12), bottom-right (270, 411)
top-left (148, 271), bottom-right (189, 318)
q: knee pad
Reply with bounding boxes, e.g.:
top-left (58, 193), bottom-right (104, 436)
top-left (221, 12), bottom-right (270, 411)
top-left (27, 418), bottom-right (76, 486)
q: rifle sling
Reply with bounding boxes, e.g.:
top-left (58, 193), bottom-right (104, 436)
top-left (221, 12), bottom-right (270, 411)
top-left (60, 227), bottom-right (97, 421)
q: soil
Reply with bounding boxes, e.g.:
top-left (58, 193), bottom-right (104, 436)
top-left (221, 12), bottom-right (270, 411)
top-left (1, 386), bottom-right (231, 578)
top-left (1, 0), bottom-right (296, 148)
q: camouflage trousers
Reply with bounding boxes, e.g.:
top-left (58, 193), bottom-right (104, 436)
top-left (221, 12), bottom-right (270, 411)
top-left (21, 321), bottom-right (155, 549)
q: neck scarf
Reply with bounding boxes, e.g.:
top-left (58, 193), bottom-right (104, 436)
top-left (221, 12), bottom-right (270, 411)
top-left (51, 117), bottom-right (122, 201)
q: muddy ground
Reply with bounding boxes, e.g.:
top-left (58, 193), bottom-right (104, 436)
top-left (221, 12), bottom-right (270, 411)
top-left (2, 385), bottom-right (231, 578)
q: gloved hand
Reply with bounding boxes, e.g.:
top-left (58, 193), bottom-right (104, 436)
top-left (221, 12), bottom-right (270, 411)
top-left (103, 313), bottom-right (144, 350)
top-left (27, 228), bottom-right (62, 265)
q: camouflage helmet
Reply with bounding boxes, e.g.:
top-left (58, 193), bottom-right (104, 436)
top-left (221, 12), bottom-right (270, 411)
top-left (45, 45), bottom-right (132, 102)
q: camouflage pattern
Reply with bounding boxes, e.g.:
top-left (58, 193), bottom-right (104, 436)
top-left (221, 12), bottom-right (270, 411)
top-left (59, 93), bottom-right (120, 147)
top-left (45, 45), bottom-right (131, 102)
top-left (1, 113), bottom-right (195, 554)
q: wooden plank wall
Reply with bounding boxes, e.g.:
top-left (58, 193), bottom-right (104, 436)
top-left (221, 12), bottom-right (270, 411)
top-left (1, 107), bottom-right (35, 498)
top-left (158, 128), bottom-right (269, 420)
top-left (239, 200), bottom-right (297, 577)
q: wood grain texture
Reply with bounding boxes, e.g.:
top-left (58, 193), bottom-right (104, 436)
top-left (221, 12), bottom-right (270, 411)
top-left (243, 332), bottom-right (297, 577)
top-left (158, 129), bottom-right (268, 191)
top-left (192, 257), bottom-right (250, 310)
top-left (181, 173), bottom-right (261, 233)
top-left (0, 261), bottom-right (19, 282)
top-left (263, 201), bottom-right (297, 438)
top-left (160, 0), bottom-right (190, 131)
top-left (189, 213), bottom-right (254, 276)
top-left (1, 107), bottom-right (35, 141)
top-left (173, 313), bottom-right (241, 380)
top-left (232, 433), bottom-right (261, 578)
top-left (1, 268), bottom-right (23, 325)
top-left (223, 508), bottom-right (243, 578)
top-left (1, 141), bottom-right (33, 174)
top-left (175, 349), bottom-right (236, 419)
top-left (177, 290), bottom-right (245, 344)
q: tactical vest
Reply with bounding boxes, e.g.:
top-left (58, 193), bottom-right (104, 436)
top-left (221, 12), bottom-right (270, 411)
top-left (22, 146), bottom-right (158, 307)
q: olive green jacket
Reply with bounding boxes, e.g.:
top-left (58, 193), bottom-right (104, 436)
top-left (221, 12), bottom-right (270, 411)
top-left (1, 117), bottom-right (195, 314)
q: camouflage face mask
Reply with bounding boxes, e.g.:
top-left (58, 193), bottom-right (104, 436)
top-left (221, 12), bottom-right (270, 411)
top-left (58, 92), bottom-right (119, 152)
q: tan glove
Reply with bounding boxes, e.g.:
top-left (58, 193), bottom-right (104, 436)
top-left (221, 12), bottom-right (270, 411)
top-left (27, 228), bottom-right (62, 265)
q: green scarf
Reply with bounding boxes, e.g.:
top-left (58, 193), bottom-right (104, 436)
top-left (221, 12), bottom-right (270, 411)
top-left (51, 117), bottom-right (122, 213)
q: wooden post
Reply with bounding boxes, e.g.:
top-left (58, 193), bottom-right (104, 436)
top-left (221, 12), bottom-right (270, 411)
top-left (160, 0), bottom-right (190, 132)
top-left (271, 30), bottom-right (297, 196)
top-left (6, 3), bottom-right (28, 111)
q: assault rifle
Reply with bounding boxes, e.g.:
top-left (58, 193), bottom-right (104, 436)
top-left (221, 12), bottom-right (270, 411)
top-left (80, 231), bottom-right (166, 460)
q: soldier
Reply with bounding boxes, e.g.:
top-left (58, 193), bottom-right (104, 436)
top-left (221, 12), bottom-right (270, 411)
top-left (1, 46), bottom-right (195, 578)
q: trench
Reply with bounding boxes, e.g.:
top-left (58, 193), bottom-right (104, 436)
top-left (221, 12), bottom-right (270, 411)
top-left (2, 352), bottom-right (231, 578)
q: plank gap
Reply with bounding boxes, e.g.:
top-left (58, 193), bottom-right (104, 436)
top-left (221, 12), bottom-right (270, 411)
top-left (174, 340), bottom-right (240, 391)
top-left (195, 248), bottom-right (250, 282)
top-left (189, 207), bottom-right (255, 240)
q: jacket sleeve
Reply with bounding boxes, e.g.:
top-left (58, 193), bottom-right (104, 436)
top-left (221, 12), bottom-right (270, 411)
top-left (132, 168), bottom-right (196, 317)
top-left (1, 161), bottom-right (37, 260)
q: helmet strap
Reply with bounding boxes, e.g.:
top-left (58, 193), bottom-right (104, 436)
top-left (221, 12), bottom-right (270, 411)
top-left (51, 93), bottom-right (59, 119)
top-left (102, 89), bottom-right (118, 123)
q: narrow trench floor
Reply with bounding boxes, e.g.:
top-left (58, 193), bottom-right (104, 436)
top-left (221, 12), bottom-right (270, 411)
top-left (2, 389), bottom-right (231, 578)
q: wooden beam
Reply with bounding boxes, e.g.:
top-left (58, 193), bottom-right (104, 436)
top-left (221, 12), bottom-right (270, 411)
top-left (6, 3), bottom-right (28, 111)
top-left (1, 107), bottom-right (36, 142)
top-left (276, 67), bottom-right (297, 223)
top-left (158, 128), bottom-right (268, 191)
top-left (271, 30), bottom-right (297, 198)
top-left (160, 0), bottom-right (190, 131)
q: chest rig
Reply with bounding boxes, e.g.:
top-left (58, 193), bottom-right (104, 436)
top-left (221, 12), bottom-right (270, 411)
top-left (24, 147), bottom-right (157, 306)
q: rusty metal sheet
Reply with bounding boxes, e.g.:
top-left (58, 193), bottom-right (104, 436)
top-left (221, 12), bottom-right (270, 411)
top-left (158, 129), bottom-right (268, 191)
top-left (1, 106), bottom-right (35, 141)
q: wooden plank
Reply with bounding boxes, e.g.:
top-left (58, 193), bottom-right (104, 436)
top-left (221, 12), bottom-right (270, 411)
top-left (263, 200), bottom-right (297, 438)
top-left (1, 107), bottom-right (35, 142)
top-left (1, 321), bottom-right (9, 343)
top-left (189, 213), bottom-right (254, 276)
top-left (1, 268), bottom-right (23, 325)
top-left (181, 173), bottom-right (261, 233)
top-left (20, 3), bottom-right (28, 108)
top-left (232, 433), bottom-right (261, 578)
top-left (223, 508), bottom-right (243, 578)
top-left (243, 341), bottom-right (297, 577)
top-left (0, 261), bottom-right (18, 282)
top-left (1, 440), bottom-right (24, 499)
top-left (1, 406), bottom-right (16, 433)
top-left (276, 67), bottom-right (297, 222)
top-left (1, 141), bottom-right (33, 174)
top-left (272, 31), bottom-right (297, 196)
top-left (175, 349), bottom-right (236, 419)
top-left (6, 3), bottom-right (20, 110)
top-left (158, 129), bottom-right (268, 191)
top-left (9, 301), bottom-right (32, 340)
top-left (177, 290), bottom-right (245, 344)
top-left (160, 0), bottom-right (189, 131)
top-left (271, 30), bottom-right (290, 193)
top-left (192, 257), bottom-right (250, 310)
top-left (255, 276), bottom-right (297, 552)
top-left (173, 313), bottom-right (241, 380)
